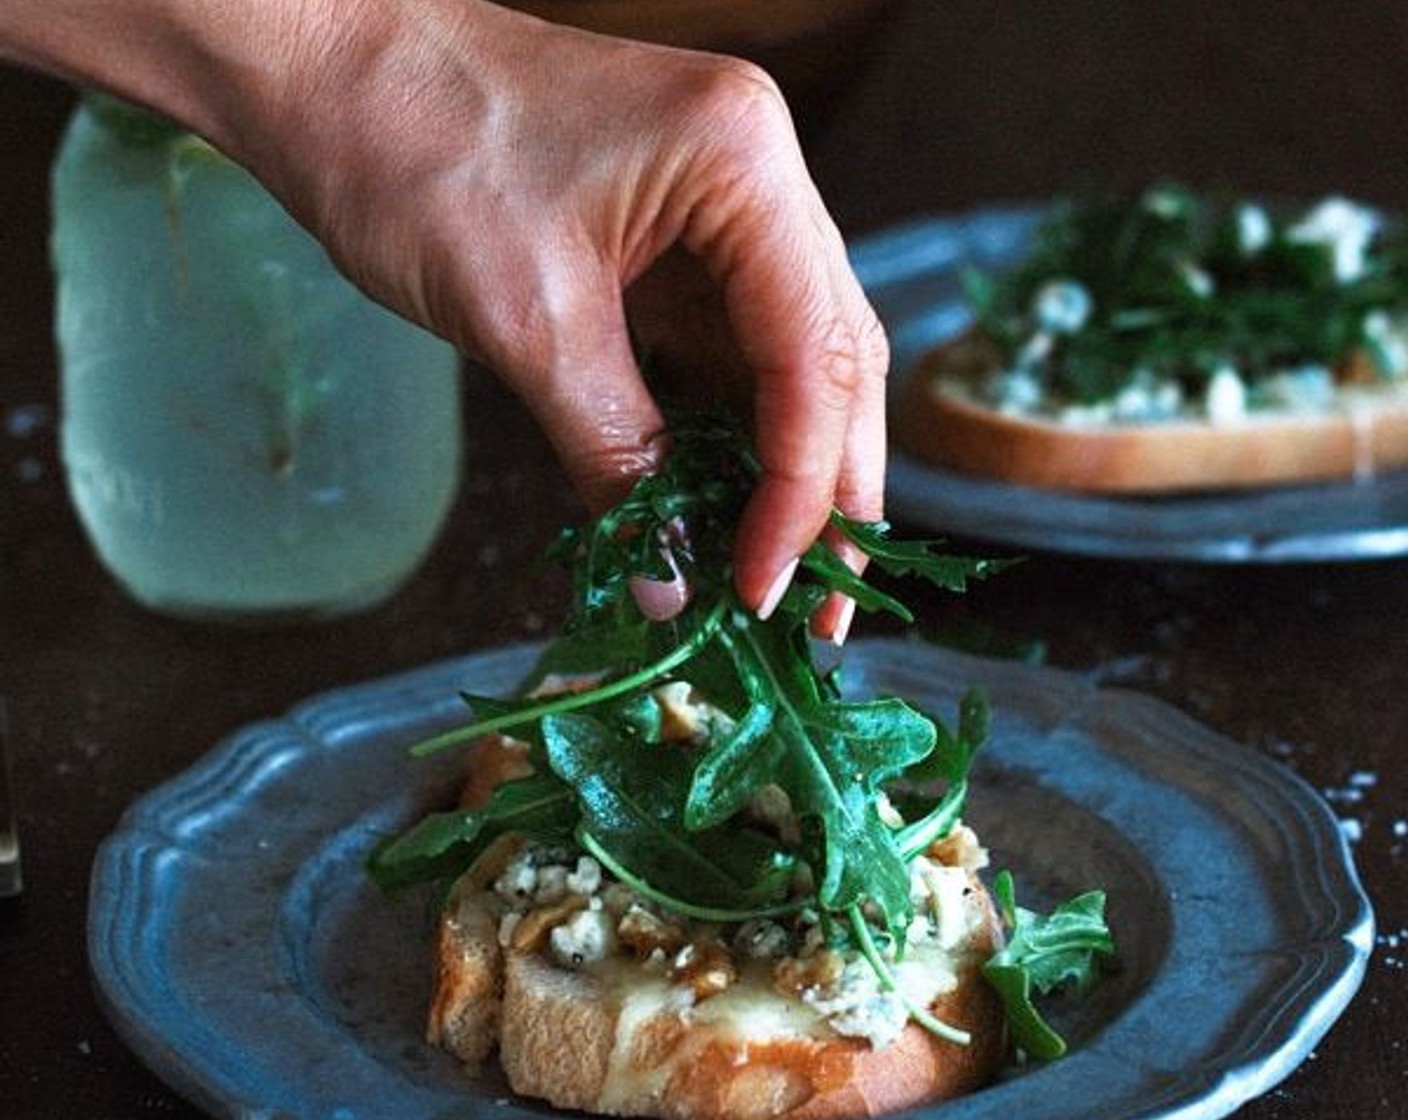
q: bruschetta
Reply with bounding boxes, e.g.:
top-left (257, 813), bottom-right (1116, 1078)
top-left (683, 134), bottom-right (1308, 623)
top-left (896, 186), bottom-right (1408, 492)
top-left (426, 715), bottom-right (1008, 1120)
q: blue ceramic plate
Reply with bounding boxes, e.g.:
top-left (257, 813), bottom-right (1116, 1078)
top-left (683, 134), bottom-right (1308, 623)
top-left (851, 208), bottom-right (1408, 562)
top-left (89, 641), bottom-right (1373, 1120)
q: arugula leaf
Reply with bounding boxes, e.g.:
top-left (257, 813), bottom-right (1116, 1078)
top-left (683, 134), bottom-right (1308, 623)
top-left (903, 687), bottom-right (989, 787)
top-left (684, 693), bottom-right (780, 830)
top-left (702, 613), bottom-right (935, 940)
top-left (800, 541), bottom-right (913, 620)
top-left (981, 869), bottom-right (1117, 1059)
top-left (365, 769), bottom-right (575, 891)
top-left (376, 419), bottom-right (1005, 936)
top-left (542, 710), bottom-right (796, 913)
top-left (409, 601), bottom-right (727, 757)
top-left (526, 614), bottom-right (652, 682)
top-left (831, 516), bottom-right (1020, 593)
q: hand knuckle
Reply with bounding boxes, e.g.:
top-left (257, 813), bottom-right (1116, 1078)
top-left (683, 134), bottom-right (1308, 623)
top-left (679, 57), bottom-right (790, 155)
top-left (856, 305), bottom-right (891, 374)
top-left (808, 318), bottom-right (867, 406)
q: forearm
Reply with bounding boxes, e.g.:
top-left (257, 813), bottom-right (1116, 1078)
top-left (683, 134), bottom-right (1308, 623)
top-left (0, 0), bottom-right (502, 164)
top-left (0, 0), bottom-right (527, 235)
top-left (3, 1), bottom-right (280, 139)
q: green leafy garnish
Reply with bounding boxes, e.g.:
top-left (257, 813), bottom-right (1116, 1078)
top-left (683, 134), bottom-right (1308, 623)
top-left (967, 182), bottom-right (1408, 406)
top-left (981, 870), bottom-right (1117, 1059)
top-left (365, 416), bottom-right (1113, 1057)
top-left (365, 769), bottom-right (575, 892)
top-left (893, 687), bottom-right (987, 857)
top-left (369, 422), bottom-right (995, 933)
top-left (543, 709), bottom-right (799, 914)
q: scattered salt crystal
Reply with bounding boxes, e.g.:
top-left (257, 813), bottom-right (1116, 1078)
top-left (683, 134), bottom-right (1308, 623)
top-left (1349, 770), bottom-right (1379, 788)
top-left (4, 402), bottom-right (52, 438)
top-left (1393, 820), bottom-right (1407, 839)
top-left (1337, 818), bottom-right (1363, 844)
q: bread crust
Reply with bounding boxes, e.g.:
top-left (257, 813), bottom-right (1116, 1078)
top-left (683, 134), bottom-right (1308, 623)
top-left (427, 889), bottom-right (503, 1069)
top-left (896, 331), bottom-right (1408, 493)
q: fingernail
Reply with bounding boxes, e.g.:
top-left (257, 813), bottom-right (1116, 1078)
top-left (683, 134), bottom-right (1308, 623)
top-left (629, 546), bottom-right (691, 621)
top-left (830, 598), bottom-right (857, 648)
top-left (756, 557), bottom-right (799, 621)
top-left (629, 573), bottom-right (691, 621)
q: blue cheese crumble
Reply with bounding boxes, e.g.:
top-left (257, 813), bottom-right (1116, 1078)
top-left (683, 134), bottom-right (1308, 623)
top-left (485, 818), bottom-right (991, 1049)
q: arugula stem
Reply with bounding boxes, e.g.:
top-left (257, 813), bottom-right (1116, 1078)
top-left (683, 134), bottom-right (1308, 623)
top-left (411, 600), bottom-right (729, 756)
top-left (847, 906), bottom-right (972, 1047)
top-left (576, 828), bottom-right (806, 923)
top-left (897, 781), bottom-right (967, 859)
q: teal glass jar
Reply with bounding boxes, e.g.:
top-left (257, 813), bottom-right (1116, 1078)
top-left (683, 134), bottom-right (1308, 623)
top-left (51, 97), bottom-right (462, 622)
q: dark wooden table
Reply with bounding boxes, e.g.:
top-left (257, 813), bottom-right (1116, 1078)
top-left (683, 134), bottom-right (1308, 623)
top-left (3, 4), bottom-right (1405, 1117)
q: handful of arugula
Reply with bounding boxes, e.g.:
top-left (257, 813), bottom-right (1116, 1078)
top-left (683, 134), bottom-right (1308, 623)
top-left (368, 418), bottom-right (1114, 1058)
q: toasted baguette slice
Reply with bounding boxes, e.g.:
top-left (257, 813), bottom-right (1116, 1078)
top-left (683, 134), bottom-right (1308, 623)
top-left (896, 331), bottom-right (1408, 493)
top-left (498, 942), bottom-right (1006, 1120)
top-left (434, 875), bottom-right (1006, 1120)
top-left (427, 736), bottom-right (1008, 1120)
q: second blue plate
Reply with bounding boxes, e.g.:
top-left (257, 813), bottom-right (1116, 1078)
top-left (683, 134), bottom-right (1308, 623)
top-left (852, 208), bottom-right (1408, 562)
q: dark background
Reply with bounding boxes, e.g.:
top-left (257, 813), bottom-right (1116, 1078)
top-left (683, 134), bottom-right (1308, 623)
top-left (812, 1), bottom-right (1408, 228)
top-left (3, 3), bottom-right (1406, 1117)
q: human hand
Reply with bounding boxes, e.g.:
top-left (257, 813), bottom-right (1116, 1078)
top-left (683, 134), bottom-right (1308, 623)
top-left (191, 0), bottom-right (891, 637)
